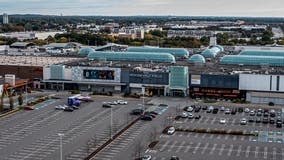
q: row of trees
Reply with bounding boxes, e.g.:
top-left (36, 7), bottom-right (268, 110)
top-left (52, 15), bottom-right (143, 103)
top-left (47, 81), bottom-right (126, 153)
top-left (0, 92), bottom-right (23, 112)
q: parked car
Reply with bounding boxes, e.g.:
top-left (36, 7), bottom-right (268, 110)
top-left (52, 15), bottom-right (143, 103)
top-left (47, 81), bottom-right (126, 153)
top-left (213, 108), bottom-right (219, 114)
top-left (181, 112), bottom-right (188, 118)
top-left (231, 109), bottom-right (237, 115)
top-left (195, 115), bottom-right (201, 119)
top-left (108, 101), bottom-right (118, 105)
top-left (238, 107), bottom-right (244, 113)
top-left (276, 122), bottom-right (282, 128)
top-left (24, 106), bottom-right (34, 110)
top-left (102, 103), bottom-right (112, 108)
top-left (142, 155), bottom-right (152, 160)
top-left (194, 106), bottom-right (201, 112)
top-left (116, 100), bottom-right (128, 105)
top-left (131, 109), bottom-right (144, 115)
top-left (167, 127), bottom-right (175, 135)
top-left (55, 105), bottom-right (65, 110)
top-left (262, 117), bottom-right (269, 124)
top-left (240, 118), bottom-right (247, 125)
top-left (225, 108), bottom-right (231, 114)
top-left (188, 113), bottom-right (194, 119)
top-left (186, 106), bottom-right (194, 112)
top-left (248, 117), bottom-right (255, 122)
top-left (263, 112), bottom-right (269, 117)
top-left (269, 118), bottom-right (275, 124)
top-left (207, 106), bottom-right (214, 113)
top-left (170, 156), bottom-right (179, 160)
top-left (219, 118), bottom-right (226, 124)
top-left (72, 105), bottom-right (80, 109)
top-left (244, 108), bottom-right (250, 113)
top-left (256, 117), bottom-right (261, 123)
top-left (64, 107), bottom-right (74, 112)
top-left (249, 110), bottom-right (255, 116)
top-left (141, 115), bottom-right (152, 121)
top-left (256, 111), bottom-right (262, 116)
top-left (202, 106), bottom-right (208, 110)
top-left (220, 106), bottom-right (225, 111)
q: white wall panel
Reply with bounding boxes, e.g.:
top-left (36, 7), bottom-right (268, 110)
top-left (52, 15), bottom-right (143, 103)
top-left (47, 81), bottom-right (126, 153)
top-left (280, 76), bottom-right (284, 91)
top-left (64, 68), bottom-right (72, 80)
top-left (43, 67), bottom-right (50, 80)
top-left (239, 74), bottom-right (270, 91)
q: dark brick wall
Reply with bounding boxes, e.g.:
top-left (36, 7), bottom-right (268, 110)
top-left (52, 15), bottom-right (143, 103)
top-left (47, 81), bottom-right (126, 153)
top-left (0, 65), bottom-right (43, 80)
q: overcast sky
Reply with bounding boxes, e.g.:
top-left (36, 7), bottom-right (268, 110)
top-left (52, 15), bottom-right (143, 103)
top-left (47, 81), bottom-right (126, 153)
top-left (1, 0), bottom-right (284, 17)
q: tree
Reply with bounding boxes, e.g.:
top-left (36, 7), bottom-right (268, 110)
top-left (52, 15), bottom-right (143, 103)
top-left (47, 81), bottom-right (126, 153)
top-left (18, 94), bottom-right (23, 106)
top-left (0, 92), bottom-right (4, 112)
top-left (9, 94), bottom-right (14, 110)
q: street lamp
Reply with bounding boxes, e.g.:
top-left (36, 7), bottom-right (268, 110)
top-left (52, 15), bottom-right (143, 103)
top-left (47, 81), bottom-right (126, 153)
top-left (58, 133), bottom-right (64, 160)
top-left (110, 107), bottom-right (113, 139)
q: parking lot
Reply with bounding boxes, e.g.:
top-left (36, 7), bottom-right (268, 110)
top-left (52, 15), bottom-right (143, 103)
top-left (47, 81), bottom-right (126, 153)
top-left (0, 94), bottom-right (143, 160)
top-left (143, 97), bottom-right (284, 160)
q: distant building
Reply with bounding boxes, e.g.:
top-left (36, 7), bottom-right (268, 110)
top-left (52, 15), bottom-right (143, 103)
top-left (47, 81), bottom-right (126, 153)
top-left (3, 13), bottom-right (8, 24)
top-left (0, 31), bottom-right (64, 40)
top-left (167, 30), bottom-right (214, 39)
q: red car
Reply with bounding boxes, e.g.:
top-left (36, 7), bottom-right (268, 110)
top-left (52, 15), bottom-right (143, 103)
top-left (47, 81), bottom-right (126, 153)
top-left (24, 106), bottom-right (34, 110)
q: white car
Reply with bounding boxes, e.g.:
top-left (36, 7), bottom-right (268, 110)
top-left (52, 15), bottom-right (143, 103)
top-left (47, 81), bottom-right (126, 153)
top-left (142, 155), bottom-right (152, 160)
top-left (240, 118), bottom-right (247, 125)
top-left (55, 105), bottom-right (65, 110)
top-left (219, 118), bottom-right (226, 124)
top-left (188, 113), bottom-right (194, 119)
top-left (181, 112), bottom-right (188, 118)
top-left (116, 100), bottom-right (128, 105)
top-left (244, 108), bottom-right (250, 113)
top-left (186, 107), bottom-right (194, 112)
top-left (167, 127), bottom-right (175, 135)
top-left (225, 108), bottom-right (231, 114)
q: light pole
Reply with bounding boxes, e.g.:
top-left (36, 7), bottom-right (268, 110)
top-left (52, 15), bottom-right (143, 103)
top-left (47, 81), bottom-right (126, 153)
top-left (110, 107), bottom-right (113, 139)
top-left (58, 133), bottom-right (64, 160)
top-left (25, 81), bottom-right (28, 106)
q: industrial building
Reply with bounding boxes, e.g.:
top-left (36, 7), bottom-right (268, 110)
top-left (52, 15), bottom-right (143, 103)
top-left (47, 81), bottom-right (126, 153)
top-left (2, 13), bottom-right (8, 24)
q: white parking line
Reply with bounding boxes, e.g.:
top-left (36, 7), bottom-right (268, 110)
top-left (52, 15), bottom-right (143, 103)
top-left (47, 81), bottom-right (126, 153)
top-left (210, 144), bottom-right (217, 155)
top-left (176, 141), bottom-right (185, 153)
top-left (236, 145), bottom-right (242, 156)
top-left (255, 146), bottom-right (259, 158)
top-left (159, 141), bottom-right (170, 151)
top-left (167, 141), bottom-right (178, 152)
top-left (264, 146), bottom-right (268, 159)
top-left (273, 147), bottom-right (277, 160)
top-left (201, 133), bottom-right (207, 139)
top-left (232, 118), bottom-right (236, 124)
top-left (211, 117), bottom-right (216, 124)
top-left (224, 134), bottom-right (229, 140)
top-left (203, 117), bottom-right (209, 124)
top-left (245, 146), bottom-right (251, 157)
top-left (192, 143), bottom-right (201, 154)
top-left (184, 142), bottom-right (193, 153)
top-left (227, 144), bottom-right (233, 156)
top-left (219, 144), bottom-right (225, 156)
top-left (201, 143), bottom-right (209, 154)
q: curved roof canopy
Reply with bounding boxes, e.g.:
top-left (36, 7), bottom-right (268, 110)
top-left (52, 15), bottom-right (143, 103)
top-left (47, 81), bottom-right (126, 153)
top-left (87, 51), bottom-right (176, 63)
top-left (127, 47), bottom-right (189, 57)
top-left (240, 50), bottom-right (284, 57)
top-left (220, 55), bottom-right (284, 66)
top-left (78, 47), bottom-right (95, 55)
top-left (188, 54), bottom-right (205, 64)
top-left (201, 45), bottom-right (223, 58)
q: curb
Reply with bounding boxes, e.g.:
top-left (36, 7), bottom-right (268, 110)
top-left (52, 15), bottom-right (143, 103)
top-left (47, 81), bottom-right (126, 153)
top-left (0, 108), bottom-right (22, 119)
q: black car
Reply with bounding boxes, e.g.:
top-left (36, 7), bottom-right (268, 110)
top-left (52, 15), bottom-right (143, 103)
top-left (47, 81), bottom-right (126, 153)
top-left (213, 108), bottom-right (219, 114)
top-left (170, 156), bottom-right (179, 160)
top-left (102, 104), bottom-right (112, 108)
top-left (231, 109), bottom-right (237, 115)
top-left (262, 117), bottom-right (269, 124)
top-left (263, 112), bottom-right (269, 117)
top-left (202, 106), bottom-right (208, 110)
top-left (131, 109), bottom-right (144, 115)
top-left (195, 115), bottom-right (201, 119)
top-left (276, 122), bottom-right (282, 128)
top-left (194, 106), bottom-right (201, 112)
top-left (64, 107), bottom-right (74, 112)
top-left (238, 107), bottom-right (244, 113)
top-left (248, 117), bottom-right (254, 122)
top-left (141, 115), bottom-right (152, 121)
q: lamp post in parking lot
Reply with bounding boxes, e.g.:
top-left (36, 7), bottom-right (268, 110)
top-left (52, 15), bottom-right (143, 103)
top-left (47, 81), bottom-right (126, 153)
top-left (58, 133), bottom-right (64, 160)
top-left (110, 107), bottom-right (113, 139)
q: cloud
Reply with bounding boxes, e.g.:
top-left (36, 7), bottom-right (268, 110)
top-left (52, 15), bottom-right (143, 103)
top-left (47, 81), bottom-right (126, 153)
top-left (0, 0), bottom-right (283, 16)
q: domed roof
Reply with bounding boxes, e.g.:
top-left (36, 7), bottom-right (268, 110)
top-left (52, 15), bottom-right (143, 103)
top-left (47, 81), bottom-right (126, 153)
top-left (214, 45), bottom-right (224, 52)
top-left (78, 47), bottom-right (95, 55)
top-left (188, 54), bottom-right (205, 64)
top-left (201, 49), bottom-right (215, 58)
